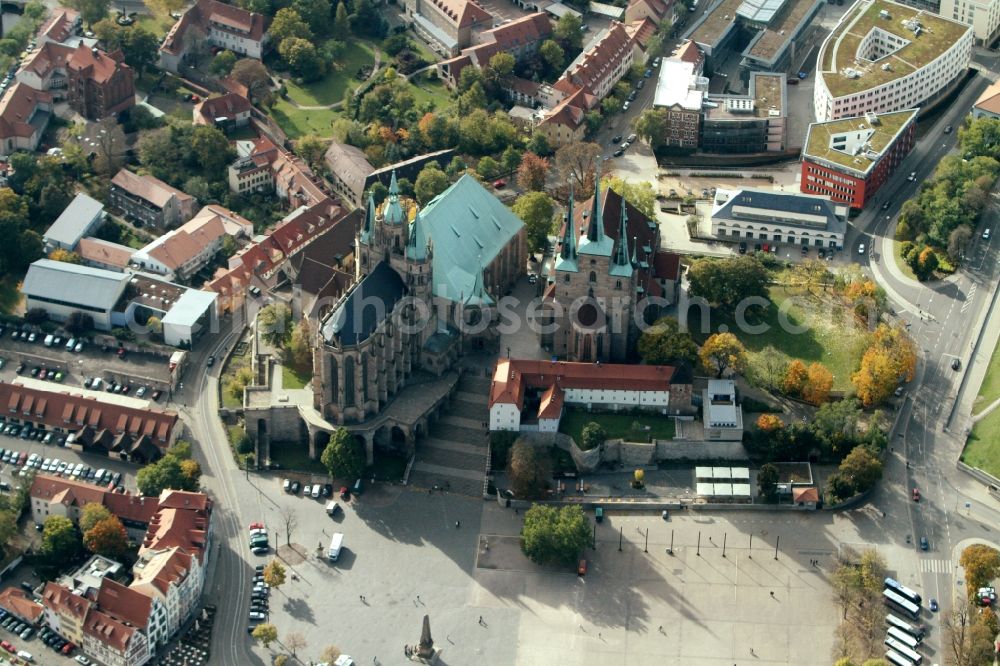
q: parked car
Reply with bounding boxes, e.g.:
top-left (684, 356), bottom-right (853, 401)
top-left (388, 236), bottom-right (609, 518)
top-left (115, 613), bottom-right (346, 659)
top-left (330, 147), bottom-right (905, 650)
top-left (912, 487), bottom-right (920, 501)
top-left (493, 179), bottom-right (506, 189)
top-left (920, 536), bottom-right (929, 551)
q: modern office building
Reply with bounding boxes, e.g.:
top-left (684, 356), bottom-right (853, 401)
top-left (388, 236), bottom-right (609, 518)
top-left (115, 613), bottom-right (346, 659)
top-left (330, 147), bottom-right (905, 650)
top-left (939, 0), bottom-right (1000, 45)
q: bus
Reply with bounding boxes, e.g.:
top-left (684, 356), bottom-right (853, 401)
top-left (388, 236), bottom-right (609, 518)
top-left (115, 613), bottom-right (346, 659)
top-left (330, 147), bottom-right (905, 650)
top-left (883, 589), bottom-right (920, 620)
top-left (884, 636), bottom-right (922, 664)
top-left (886, 613), bottom-right (924, 639)
top-left (885, 649), bottom-right (915, 666)
top-left (885, 577), bottom-right (922, 605)
top-left (887, 626), bottom-right (920, 648)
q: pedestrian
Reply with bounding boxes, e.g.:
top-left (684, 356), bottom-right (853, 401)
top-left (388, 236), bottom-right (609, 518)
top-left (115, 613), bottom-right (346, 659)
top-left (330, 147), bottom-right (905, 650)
top-left (769, 591), bottom-right (774, 597)
top-left (456, 520), bottom-right (461, 528)
top-left (478, 616), bottom-right (483, 625)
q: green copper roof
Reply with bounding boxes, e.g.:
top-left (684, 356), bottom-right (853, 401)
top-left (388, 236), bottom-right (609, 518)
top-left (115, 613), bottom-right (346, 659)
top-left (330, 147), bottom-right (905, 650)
top-left (384, 169), bottom-right (406, 225)
top-left (406, 208), bottom-right (430, 261)
top-left (418, 174), bottom-right (524, 306)
top-left (610, 194), bottom-right (633, 277)
top-left (359, 194), bottom-right (376, 245)
top-left (578, 165), bottom-right (613, 257)
top-left (554, 189), bottom-right (579, 273)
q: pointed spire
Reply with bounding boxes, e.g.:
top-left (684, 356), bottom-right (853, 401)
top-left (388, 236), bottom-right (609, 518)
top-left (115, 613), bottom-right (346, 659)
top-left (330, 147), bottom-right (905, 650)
top-left (560, 187), bottom-right (577, 261)
top-left (613, 195), bottom-right (630, 266)
top-left (630, 236), bottom-right (638, 266)
top-left (363, 194), bottom-right (375, 233)
top-left (389, 169), bottom-right (400, 197)
top-left (587, 160), bottom-right (604, 242)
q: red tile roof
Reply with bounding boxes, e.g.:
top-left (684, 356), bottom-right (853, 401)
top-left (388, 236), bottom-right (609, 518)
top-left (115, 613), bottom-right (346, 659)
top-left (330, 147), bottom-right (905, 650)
top-left (489, 359), bottom-right (677, 409)
top-left (111, 169), bottom-right (194, 208)
top-left (975, 79), bottom-right (1000, 116)
top-left (557, 21), bottom-right (633, 96)
top-left (131, 548), bottom-right (195, 597)
top-left (21, 41), bottom-right (73, 77)
top-left (625, 17), bottom-right (657, 48)
top-left (793, 487), bottom-right (819, 503)
top-left (0, 588), bottom-right (45, 624)
top-left (83, 607), bottom-right (137, 652)
top-left (0, 383), bottom-right (178, 447)
top-left (67, 45), bottom-right (131, 85)
top-left (41, 582), bottom-right (92, 621)
top-left (161, 0), bottom-right (268, 56)
top-left (96, 579), bottom-right (152, 629)
top-left (672, 39), bottom-right (704, 68)
top-left (39, 7), bottom-right (80, 43)
top-left (195, 92), bottom-right (251, 124)
top-left (0, 82), bottom-right (52, 140)
top-left (537, 384), bottom-right (564, 419)
top-left (76, 237), bottom-right (134, 269)
top-left (426, 0), bottom-right (491, 28)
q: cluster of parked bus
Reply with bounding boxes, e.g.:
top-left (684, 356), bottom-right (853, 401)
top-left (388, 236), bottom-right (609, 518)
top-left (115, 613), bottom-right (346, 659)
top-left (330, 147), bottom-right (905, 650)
top-left (882, 577), bottom-right (925, 665)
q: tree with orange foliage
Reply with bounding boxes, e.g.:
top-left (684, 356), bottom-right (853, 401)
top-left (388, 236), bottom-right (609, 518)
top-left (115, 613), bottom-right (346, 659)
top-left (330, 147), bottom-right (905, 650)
top-left (517, 152), bottom-right (549, 192)
top-left (699, 333), bottom-right (747, 378)
top-left (783, 359), bottom-right (808, 396)
top-left (756, 413), bottom-right (783, 432)
top-left (83, 516), bottom-right (128, 558)
top-left (802, 362), bottom-right (833, 405)
top-left (852, 324), bottom-right (916, 407)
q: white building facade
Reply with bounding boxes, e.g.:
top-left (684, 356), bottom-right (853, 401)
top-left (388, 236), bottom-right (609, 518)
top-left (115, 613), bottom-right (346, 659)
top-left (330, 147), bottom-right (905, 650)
top-left (940, 0), bottom-right (1000, 44)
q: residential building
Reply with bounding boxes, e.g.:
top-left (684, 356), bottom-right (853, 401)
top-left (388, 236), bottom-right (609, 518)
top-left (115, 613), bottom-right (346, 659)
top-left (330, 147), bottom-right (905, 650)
top-left (41, 581), bottom-right (93, 645)
top-left (0, 588), bottom-right (45, 626)
top-left (0, 82), bottom-right (53, 156)
top-left (700, 72), bottom-right (786, 154)
top-left (314, 172), bottom-right (525, 426)
top-left (82, 608), bottom-right (150, 666)
top-left (541, 174), bottom-right (681, 362)
top-left (227, 136), bottom-right (327, 208)
top-left (624, 0), bottom-right (672, 25)
top-left (192, 92), bottom-right (251, 129)
top-left (940, 0), bottom-right (1000, 44)
top-left (710, 187), bottom-right (848, 248)
top-left (814, 0), bottom-right (972, 122)
top-left (109, 169), bottom-right (196, 229)
top-left (77, 237), bottom-right (135, 271)
top-left (67, 45), bottom-right (135, 120)
top-left (22, 259), bottom-right (130, 330)
top-left (536, 87), bottom-right (594, 147)
top-left (17, 41), bottom-right (74, 97)
top-left (130, 205), bottom-right (252, 281)
top-left (652, 58), bottom-right (707, 150)
top-left (401, 0), bottom-right (492, 55)
top-left (973, 78), bottom-right (1000, 118)
top-left (159, 0), bottom-right (270, 72)
top-left (488, 359), bottom-right (692, 432)
top-left (43, 192), bottom-right (105, 251)
top-left (286, 208), bottom-right (359, 320)
top-left (207, 198), bottom-right (349, 313)
top-left (7, 385), bottom-right (178, 465)
top-left (703, 379), bottom-right (743, 440)
top-left (801, 109), bottom-right (918, 208)
top-left (38, 7), bottom-right (81, 45)
top-left (436, 13), bottom-right (552, 88)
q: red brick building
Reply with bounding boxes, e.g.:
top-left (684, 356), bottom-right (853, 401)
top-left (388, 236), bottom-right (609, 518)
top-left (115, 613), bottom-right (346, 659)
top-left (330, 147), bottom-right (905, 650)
top-left (800, 109), bottom-right (918, 210)
top-left (67, 46), bottom-right (135, 120)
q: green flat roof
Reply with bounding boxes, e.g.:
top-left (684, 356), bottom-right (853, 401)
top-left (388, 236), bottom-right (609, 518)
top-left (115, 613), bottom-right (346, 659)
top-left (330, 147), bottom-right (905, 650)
top-left (818, 0), bottom-right (969, 99)
top-left (690, 0), bottom-right (742, 48)
top-left (803, 109), bottom-right (917, 173)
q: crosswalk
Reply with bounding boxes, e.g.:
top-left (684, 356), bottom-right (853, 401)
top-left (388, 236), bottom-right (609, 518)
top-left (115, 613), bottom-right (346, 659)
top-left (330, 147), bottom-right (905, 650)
top-left (961, 283), bottom-right (978, 314)
top-left (920, 559), bottom-right (953, 574)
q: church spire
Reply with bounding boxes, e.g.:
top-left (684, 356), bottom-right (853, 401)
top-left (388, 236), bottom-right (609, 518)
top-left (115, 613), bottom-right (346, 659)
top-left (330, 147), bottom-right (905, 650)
top-left (560, 188), bottom-right (577, 261)
top-left (360, 193), bottom-right (375, 244)
top-left (389, 169), bottom-right (400, 197)
top-left (384, 169), bottom-right (405, 225)
top-left (587, 160), bottom-right (604, 242)
top-left (613, 195), bottom-right (630, 267)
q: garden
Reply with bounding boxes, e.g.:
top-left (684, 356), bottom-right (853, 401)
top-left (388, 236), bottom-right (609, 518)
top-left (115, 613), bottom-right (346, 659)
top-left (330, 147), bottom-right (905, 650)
top-left (558, 408), bottom-right (676, 447)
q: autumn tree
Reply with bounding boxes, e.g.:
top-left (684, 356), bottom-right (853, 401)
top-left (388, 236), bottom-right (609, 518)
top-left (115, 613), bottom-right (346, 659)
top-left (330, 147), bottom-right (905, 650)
top-left (286, 318), bottom-right (312, 372)
top-left (83, 516), bottom-right (128, 558)
top-left (320, 646), bottom-right (343, 663)
top-left (49, 248), bottom-right (83, 264)
top-left (699, 332), bottom-right (747, 378)
top-left (637, 316), bottom-right (697, 365)
top-left (960, 544), bottom-right (1000, 597)
top-left (252, 623), bottom-right (278, 648)
top-left (263, 559), bottom-right (286, 590)
top-left (945, 602), bottom-right (997, 666)
top-left (757, 463), bottom-right (779, 502)
top-left (838, 446), bottom-right (882, 495)
top-left (507, 441), bottom-right (550, 499)
top-left (802, 362), bottom-right (833, 406)
top-left (756, 414), bottom-right (783, 432)
top-left (852, 324), bottom-right (917, 407)
top-left (554, 142), bottom-right (601, 193)
top-left (517, 152), bottom-right (549, 192)
top-left (783, 359), bottom-right (808, 396)
top-left (79, 503), bottom-right (113, 535)
top-left (285, 631), bottom-right (307, 657)
top-left (602, 176), bottom-right (657, 219)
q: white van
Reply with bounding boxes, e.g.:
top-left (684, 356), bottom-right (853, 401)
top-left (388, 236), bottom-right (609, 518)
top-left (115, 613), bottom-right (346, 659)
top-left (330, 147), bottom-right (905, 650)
top-left (326, 501), bottom-right (339, 516)
top-left (65, 337), bottom-right (76, 351)
top-left (43, 334), bottom-right (54, 347)
top-left (328, 532), bottom-right (344, 561)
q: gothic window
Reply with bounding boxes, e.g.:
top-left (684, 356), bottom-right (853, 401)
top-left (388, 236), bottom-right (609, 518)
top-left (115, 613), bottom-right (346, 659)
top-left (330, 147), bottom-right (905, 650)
top-left (590, 259), bottom-right (596, 266)
top-left (589, 271), bottom-right (597, 284)
top-left (615, 280), bottom-right (621, 289)
top-left (329, 356), bottom-right (338, 402)
top-left (343, 356), bottom-right (355, 408)
top-left (564, 274), bottom-right (570, 283)
top-left (360, 352), bottom-right (368, 404)
top-left (361, 254), bottom-right (367, 267)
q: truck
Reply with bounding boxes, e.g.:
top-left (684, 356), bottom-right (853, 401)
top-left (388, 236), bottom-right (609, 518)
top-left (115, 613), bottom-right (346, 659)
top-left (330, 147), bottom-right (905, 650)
top-left (328, 532), bottom-right (344, 561)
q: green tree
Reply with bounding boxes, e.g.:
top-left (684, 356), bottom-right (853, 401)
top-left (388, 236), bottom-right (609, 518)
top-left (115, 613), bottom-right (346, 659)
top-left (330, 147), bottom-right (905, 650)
top-left (191, 125), bottom-right (235, 177)
top-left (294, 134), bottom-right (327, 172)
top-left (511, 191), bottom-right (555, 253)
top-left (960, 544), bottom-right (1000, 596)
top-left (0, 188), bottom-right (31, 274)
top-left (210, 50), bottom-right (237, 76)
top-left (231, 58), bottom-right (271, 103)
top-left (501, 145), bottom-right (522, 175)
top-left (414, 163), bottom-right (450, 204)
top-left (119, 26), bottom-right (160, 77)
top-left (42, 516), bottom-right (80, 562)
top-left (580, 422), bottom-right (606, 450)
top-left (270, 7), bottom-right (312, 42)
top-left (136, 456), bottom-right (185, 496)
top-left (699, 332), bottom-right (748, 378)
top-left (286, 318), bottom-right (312, 372)
top-left (838, 445), bottom-right (882, 494)
top-left (811, 399), bottom-right (861, 459)
top-left (553, 13), bottom-right (583, 52)
top-left (332, 1), bottom-right (349, 40)
top-left (0, 511), bottom-right (16, 553)
top-left (757, 463), bottom-right (779, 502)
top-left (507, 441), bottom-right (550, 499)
top-left (637, 316), bottom-right (697, 365)
top-left (83, 516), bottom-right (129, 558)
top-left (258, 303), bottom-right (293, 348)
top-left (602, 176), bottom-right (656, 219)
top-left (291, 0), bottom-right (330, 36)
top-left (320, 428), bottom-right (366, 480)
top-left (252, 623), bottom-right (278, 648)
top-left (263, 559), bottom-right (286, 589)
top-left (68, 0), bottom-right (110, 27)
top-left (539, 39), bottom-right (564, 72)
top-left (79, 503), bottom-right (113, 535)
top-left (477, 156), bottom-right (501, 180)
top-left (520, 505), bottom-right (590, 566)
top-left (687, 255), bottom-right (769, 308)
top-left (633, 108), bottom-right (669, 150)
top-left (484, 52), bottom-right (515, 91)
top-left (457, 65), bottom-right (483, 93)
top-left (280, 37), bottom-right (326, 81)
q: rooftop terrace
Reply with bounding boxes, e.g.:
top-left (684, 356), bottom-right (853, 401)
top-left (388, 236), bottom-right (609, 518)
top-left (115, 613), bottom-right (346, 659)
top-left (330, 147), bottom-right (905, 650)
top-left (803, 108), bottom-right (917, 173)
top-left (818, 0), bottom-right (969, 99)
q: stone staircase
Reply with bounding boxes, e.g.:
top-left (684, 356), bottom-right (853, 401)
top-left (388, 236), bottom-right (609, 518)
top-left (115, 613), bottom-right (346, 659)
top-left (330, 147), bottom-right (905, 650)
top-left (407, 374), bottom-right (491, 497)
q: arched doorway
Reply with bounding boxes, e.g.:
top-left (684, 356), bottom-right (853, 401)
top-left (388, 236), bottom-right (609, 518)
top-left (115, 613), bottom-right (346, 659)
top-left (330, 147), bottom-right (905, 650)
top-left (315, 430), bottom-right (330, 453)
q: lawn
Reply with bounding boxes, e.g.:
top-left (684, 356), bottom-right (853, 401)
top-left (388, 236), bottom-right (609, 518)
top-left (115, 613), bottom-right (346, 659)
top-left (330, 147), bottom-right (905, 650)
top-left (409, 75), bottom-right (453, 111)
top-left (559, 408), bottom-right (676, 448)
top-left (270, 98), bottom-right (341, 139)
top-left (269, 439), bottom-right (328, 474)
top-left (281, 364), bottom-right (311, 390)
top-left (688, 286), bottom-right (869, 391)
top-left (973, 338), bottom-right (1000, 415)
top-left (135, 12), bottom-right (176, 38)
top-left (892, 240), bottom-right (919, 282)
top-left (283, 40), bottom-right (377, 107)
top-left (963, 408), bottom-right (1000, 479)
top-left (220, 346), bottom-right (251, 409)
